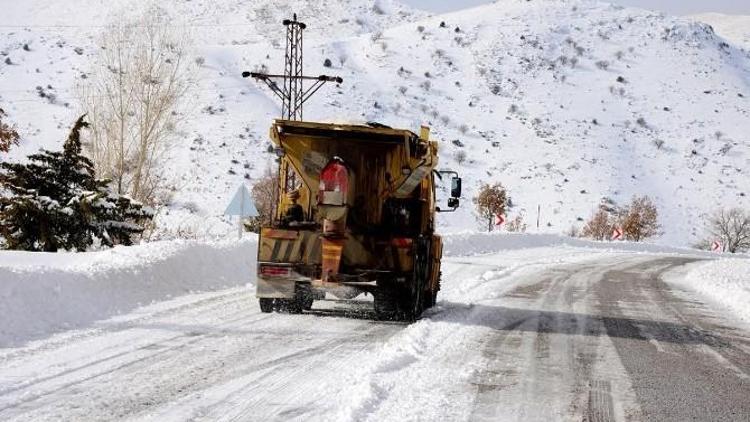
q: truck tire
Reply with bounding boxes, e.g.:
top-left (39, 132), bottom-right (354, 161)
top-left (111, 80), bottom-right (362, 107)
top-left (297, 285), bottom-right (315, 311)
top-left (374, 287), bottom-right (400, 321)
top-left (423, 273), bottom-right (441, 310)
top-left (279, 299), bottom-right (302, 314)
top-left (259, 298), bottom-right (274, 313)
top-left (406, 237), bottom-right (430, 321)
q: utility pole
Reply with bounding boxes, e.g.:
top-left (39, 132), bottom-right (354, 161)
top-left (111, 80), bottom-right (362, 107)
top-left (537, 204), bottom-right (541, 230)
top-left (242, 14), bottom-right (342, 121)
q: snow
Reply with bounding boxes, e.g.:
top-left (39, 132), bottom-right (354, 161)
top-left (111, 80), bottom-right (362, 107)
top-left (0, 237), bottom-right (257, 347)
top-left (1, 0), bottom-right (748, 245)
top-left (0, 229), bottom-right (738, 351)
top-left (1, 231), bottom-right (749, 420)
top-left (689, 13), bottom-right (750, 48)
top-left (665, 256), bottom-right (750, 324)
top-left (442, 231), bottom-right (718, 257)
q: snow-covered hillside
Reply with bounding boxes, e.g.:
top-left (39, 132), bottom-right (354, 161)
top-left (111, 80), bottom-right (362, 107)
top-left (1, 0), bottom-right (749, 245)
top-left (689, 13), bottom-right (750, 49)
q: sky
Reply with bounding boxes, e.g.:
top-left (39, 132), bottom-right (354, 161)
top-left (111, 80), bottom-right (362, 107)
top-left (402, 0), bottom-right (750, 15)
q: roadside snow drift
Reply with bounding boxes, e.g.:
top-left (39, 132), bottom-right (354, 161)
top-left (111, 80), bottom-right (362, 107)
top-left (668, 258), bottom-right (750, 323)
top-left (0, 239), bottom-right (256, 347)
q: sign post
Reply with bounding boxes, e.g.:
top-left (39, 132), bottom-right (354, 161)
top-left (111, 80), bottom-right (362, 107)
top-left (224, 185), bottom-right (259, 239)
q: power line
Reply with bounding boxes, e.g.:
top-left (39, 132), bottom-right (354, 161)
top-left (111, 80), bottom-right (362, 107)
top-left (0, 84), bottom-right (255, 104)
top-left (0, 22), bottom-right (254, 29)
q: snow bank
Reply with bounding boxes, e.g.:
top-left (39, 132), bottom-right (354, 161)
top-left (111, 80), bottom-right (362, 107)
top-left (442, 232), bottom-right (715, 257)
top-left (0, 238), bottom-right (257, 347)
top-left (668, 258), bottom-right (750, 323)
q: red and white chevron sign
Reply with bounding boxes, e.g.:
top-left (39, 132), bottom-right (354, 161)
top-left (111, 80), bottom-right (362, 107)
top-left (611, 227), bottom-right (623, 241)
top-left (711, 241), bottom-right (722, 252)
top-left (495, 214), bottom-right (506, 226)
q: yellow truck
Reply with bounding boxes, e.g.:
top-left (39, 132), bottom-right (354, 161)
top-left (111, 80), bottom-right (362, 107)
top-left (255, 119), bottom-right (461, 320)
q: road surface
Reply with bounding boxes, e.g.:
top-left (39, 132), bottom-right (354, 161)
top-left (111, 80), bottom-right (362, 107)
top-left (1, 252), bottom-right (749, 421)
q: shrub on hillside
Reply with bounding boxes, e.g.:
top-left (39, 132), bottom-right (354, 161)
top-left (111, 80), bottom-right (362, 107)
top-left (506, 214), bottom-right (527, 233)
top-left (454, 150), bottom-right (467, 165)
top-left (581, 209), bottom-right (614, 241)
top-left (0, 108), bottom-right (20, 153)
top-left (618, 195), bottom-right (661, 241)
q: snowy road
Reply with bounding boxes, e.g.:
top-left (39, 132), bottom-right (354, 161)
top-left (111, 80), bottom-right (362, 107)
top-left (1, 250), bottom-right (750, 421)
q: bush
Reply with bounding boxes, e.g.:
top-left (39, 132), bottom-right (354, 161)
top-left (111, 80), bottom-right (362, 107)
top-left (618, 195), bottom-right (661, 241)
top-left (0, 108), bottom-right (20, 153)
top-left (454, 150), bottom-right (467, 165)
top-left (473, 182), bottom-right (507, 232)
top-left (581, 209), bottom-right (614, 240)
top-left (506, 215), bottom-right (527, 233)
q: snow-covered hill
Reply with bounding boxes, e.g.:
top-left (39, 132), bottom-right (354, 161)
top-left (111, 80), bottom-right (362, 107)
top-left (689, 13), bottom-right (750, 49)
top-left (1, 0), bottom-right (749, 245)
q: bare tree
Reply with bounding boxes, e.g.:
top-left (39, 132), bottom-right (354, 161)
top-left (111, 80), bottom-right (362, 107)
top-left (473, 182), bottom-right (507, 232)
top-left (618, 195), bottom-right (661, 241)
top-left (246, 167), bottom-right (279, 232)
top-left (581, 209), bottom-right (613, 241)
top-left (0, 108), bottom-right (20, 153)
top-left (705, 208), bottom-right (750, 253)
top-left (78, 6), bottom-right (193, 204)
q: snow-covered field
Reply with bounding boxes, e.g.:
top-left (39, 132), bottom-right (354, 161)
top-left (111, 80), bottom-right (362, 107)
top-left (1, 0), bottom-right (748, 245)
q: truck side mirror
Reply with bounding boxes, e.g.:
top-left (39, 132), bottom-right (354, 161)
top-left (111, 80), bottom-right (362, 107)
top-left (451, 177), bottom-right (462, 198)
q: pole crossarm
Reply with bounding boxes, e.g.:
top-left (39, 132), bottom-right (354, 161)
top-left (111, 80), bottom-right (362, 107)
top-left (240, 14), bottom-right (342, 121)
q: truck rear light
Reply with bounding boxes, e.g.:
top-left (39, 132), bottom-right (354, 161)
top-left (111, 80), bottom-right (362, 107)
top-left (259, 265), bottom-right (292, 278)
top-left (391, 238), bottom-right (413, 248)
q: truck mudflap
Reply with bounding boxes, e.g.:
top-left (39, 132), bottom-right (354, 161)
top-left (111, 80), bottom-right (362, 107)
top-left (256, 277), bottom-right (297, 299)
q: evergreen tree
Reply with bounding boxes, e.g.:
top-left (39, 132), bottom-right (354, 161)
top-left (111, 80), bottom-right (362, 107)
top-left (0, 116), bottom-right (153, 252)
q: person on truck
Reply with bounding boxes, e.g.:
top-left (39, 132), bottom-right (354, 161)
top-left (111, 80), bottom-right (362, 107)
top-left (283, 190), bottom-right (304, 226)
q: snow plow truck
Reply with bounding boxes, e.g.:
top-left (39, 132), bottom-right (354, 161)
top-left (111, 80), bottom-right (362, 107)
top-left (255, 119), bottom-right (462, 321)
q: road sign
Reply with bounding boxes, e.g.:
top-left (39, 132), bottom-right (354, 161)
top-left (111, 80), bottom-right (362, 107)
top-left (225, 185), bottom-right (259, 218)
top-left (711, 240), bottom-right (722, 252)
top-left (224, 185), bottom-right (259, 239)
top-left (611, 227), bottom-right (623, 241)
top-left (495, 214), bottom-right (506, 226)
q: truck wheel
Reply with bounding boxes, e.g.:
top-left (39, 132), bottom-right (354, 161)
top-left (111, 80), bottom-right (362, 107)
top-left (279, 299), bottom-right (303, 314)
top-left (259, 298), bottom-right (274, 313)
top-left (296, 285), bottom-right (314, 311)
top-left (406, 236), bottom-right (430, 321)
top-left (301, 296), bottom-right (314, 311)
top-left (374, 288), bottom-right (399, 321)
top-left (423, 274), bottom-right (440, 310)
